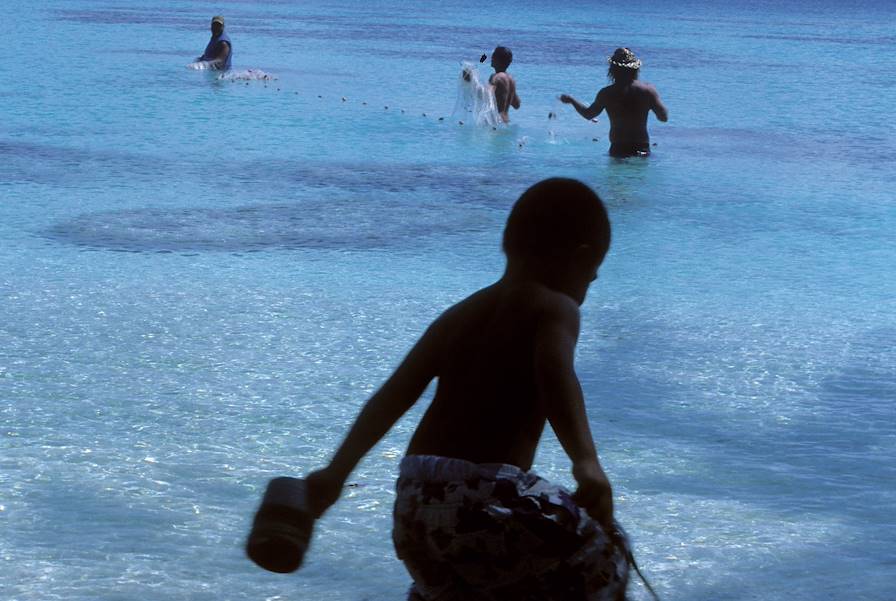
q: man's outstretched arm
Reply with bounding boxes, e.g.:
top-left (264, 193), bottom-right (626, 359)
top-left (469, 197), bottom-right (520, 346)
top-left (559, 92), bottom-right (604, 121)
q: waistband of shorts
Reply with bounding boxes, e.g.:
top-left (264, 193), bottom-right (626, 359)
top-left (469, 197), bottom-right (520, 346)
top-left (399, 454), bottom-right (529, 483)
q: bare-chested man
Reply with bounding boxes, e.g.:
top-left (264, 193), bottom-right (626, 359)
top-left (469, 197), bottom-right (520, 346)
top-left (560, 47), bottom-right (668, 157)
top-left (489, 46), bottom-right (521, 123)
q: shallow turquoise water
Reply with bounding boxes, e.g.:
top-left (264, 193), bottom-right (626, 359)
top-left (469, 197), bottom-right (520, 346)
top-left (2, 1), bottom-right (895, 600)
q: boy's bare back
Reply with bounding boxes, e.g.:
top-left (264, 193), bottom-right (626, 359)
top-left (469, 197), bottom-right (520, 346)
top-left (407, 279), bottom-right (580, 470)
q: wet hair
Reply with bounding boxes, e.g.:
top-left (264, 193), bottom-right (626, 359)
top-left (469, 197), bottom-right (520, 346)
top-left (503, 178), bottom-right (610, 263)
top-left (608, 63), bottom-right (639, 84)
top-left (492, 46), bottom-right (513, 68)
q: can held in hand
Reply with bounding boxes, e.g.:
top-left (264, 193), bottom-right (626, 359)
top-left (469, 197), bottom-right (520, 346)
top-left (246, 477), bottom-right (315, 573)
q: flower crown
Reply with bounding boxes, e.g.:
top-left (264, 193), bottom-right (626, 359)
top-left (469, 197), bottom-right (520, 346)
top-left (607, 48), bottom-right (641, 70)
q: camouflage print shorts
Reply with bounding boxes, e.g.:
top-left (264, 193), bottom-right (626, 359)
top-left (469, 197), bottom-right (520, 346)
top-left (392, 455), bottom-right (630, 601)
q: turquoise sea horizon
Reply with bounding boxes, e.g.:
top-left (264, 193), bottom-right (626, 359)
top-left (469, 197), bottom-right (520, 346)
top-left (1, 1), bottom-right (894, 600)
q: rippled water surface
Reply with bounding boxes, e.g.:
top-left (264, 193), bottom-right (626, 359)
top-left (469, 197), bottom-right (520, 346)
top-left (2, 1), bottom-right (894, 600)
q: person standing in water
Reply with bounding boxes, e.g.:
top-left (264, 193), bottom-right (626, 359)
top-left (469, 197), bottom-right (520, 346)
top-left (560, 48), bottom-right (668, 158)
top-left (489, 46), bottom-right (521, 123)
top-left (196, 16), bottom-right (232, 71)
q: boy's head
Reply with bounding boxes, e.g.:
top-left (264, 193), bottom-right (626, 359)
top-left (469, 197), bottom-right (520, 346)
top-left (491, 46), bottom-right (513, 70)
top-left (503, 178), bottom-right (610, 300)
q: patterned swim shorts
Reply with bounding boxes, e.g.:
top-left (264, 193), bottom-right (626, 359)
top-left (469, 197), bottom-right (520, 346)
top-left (392, 455), bottom-right (630, 601)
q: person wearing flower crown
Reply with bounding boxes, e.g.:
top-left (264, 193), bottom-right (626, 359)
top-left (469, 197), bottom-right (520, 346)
top-left (560, 48), bottom-right (667, 158)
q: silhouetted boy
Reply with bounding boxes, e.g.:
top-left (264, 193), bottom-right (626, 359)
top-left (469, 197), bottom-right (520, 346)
top-left (307, 178), bottom-right (630, 600)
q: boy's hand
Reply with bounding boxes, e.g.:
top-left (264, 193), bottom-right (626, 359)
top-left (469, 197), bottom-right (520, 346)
top-left (571, 461), bottom-right (614, 529)
top-left (305, 467), bottom-right (346, 518)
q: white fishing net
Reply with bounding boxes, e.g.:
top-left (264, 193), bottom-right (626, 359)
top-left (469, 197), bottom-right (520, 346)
top-left (186, 60), bottom-right (219, 70)
top-left (451, 61), bottom-right (500, 127)
top-left (217, 69), bottom-right (277, 81)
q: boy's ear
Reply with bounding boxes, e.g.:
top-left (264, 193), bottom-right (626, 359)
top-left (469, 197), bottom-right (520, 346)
top-left (571, 244), bottom-right (603, 271)
top-left (572, 244), bottom-right (595, 262)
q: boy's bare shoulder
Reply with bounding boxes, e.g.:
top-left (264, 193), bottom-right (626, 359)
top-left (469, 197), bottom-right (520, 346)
top-left (490, 71), bottom-right (514, 85)
top-left (633, 80), bottom-right (659, 95)
top-left (528, 283), bottom-right (581, 335)
top-left (431, 281), bottom-right (579, 335)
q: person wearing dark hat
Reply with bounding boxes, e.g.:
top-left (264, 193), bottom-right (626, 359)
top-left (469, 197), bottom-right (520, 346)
top-left (560, 47), bottom-right (667, 157)
top-left (196, 16), bottom-right (232, 71)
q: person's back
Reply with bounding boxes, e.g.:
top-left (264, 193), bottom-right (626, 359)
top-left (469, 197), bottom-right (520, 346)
top-left (560, 48), bottom-right (668, 158)
top-left (488, 46), bottom-right (521, 123)
top-left (406, 280), bottom-right (570, 469)
top-left (599, 80), bottom-right (661, 152)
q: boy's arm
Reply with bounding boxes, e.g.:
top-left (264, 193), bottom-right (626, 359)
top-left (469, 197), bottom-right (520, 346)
top-left (534, 295), bottom-right (614, 527)
top-left (306, 322), bottom-right (441, 516)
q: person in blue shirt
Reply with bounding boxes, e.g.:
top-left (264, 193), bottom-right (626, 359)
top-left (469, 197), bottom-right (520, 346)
top-left (197, 16), bottom-right (232, 71)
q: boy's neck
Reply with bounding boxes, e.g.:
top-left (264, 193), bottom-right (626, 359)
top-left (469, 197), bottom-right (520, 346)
top-left (502, 260), bottom-right (553, 287)
top-left (502, 256), bottom-right (590, 306)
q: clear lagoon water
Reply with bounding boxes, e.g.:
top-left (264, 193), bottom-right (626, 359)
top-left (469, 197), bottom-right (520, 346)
top-left (1, 1), bottom-right (894, 600)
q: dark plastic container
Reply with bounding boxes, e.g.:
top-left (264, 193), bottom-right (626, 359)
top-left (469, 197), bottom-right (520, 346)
top-left (246, 477), bottom-right (315, 573)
